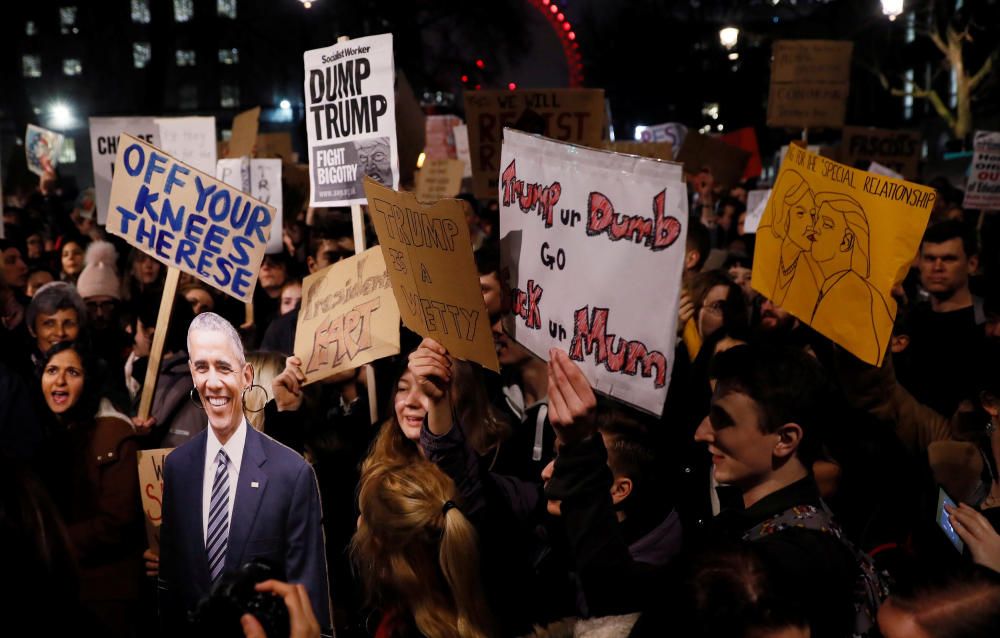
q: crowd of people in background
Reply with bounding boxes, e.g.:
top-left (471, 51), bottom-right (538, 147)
top-left (3, 138), bottom-right (1000, 638)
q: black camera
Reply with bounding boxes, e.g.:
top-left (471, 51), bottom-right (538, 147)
top-left (189, 559), bottom-right (290, 638)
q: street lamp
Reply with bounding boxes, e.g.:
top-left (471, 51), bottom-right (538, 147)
top-left (719, 27), bottom-right (739, 50)
top-left (881, 0), bottom-right (903, 21)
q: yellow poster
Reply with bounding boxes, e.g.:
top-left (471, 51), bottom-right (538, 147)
top-left (751, 145), bottom-right (935, 365)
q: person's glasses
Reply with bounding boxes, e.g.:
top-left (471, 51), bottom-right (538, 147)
top-left (86, 300), bottom-right (117, 314)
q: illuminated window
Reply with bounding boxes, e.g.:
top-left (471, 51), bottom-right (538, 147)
top-left (176, 49), bottom-right (197, 67)
top-left (22, 55), bottom-right (42, 78)
top-left (59, 138), bottom-right (77, 164)
top-left (131, 0), bottom-right (151, 24)
top-left (63, 58), bottom-right (83, 76)
top-left (133, 42), bottom-right (151, 69)
top-left (218, 48), bottom-right (239, 64)
top-left (217, 0), bottom-right (237, 19)
top-left (26, 21), bottom-right (38, 36)
top-left (60, 7), bottom-right (77, 34)
top-left (174, 0), bottom-right (193, 22)
top-left (221, 84), bottom-right (240, 108)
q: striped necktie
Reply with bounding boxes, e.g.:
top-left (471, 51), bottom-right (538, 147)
top-left (207, 448), bottom-right (230, 583)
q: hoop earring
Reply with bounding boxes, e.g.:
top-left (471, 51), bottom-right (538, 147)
top-left (241, 384), bottom-right (268, 414)
top-left (189, 388), bottom-right (204, 410)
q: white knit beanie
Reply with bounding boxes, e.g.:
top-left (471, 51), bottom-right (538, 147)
top-left (76, 241), bottom-right (121, 300)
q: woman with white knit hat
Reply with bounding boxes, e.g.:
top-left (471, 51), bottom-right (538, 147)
top-left (75, 241), bottom-right (121, 330)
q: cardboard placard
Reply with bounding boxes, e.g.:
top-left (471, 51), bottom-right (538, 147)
top-left (963, 130), bottom-right (1000, 210)
top-left (767, 40), bottom-right (853, 129)
top-left (257, 132), bottom-right (295, 160)
top-left (464, 88), bottom-right (606, 199)
top-left (154, 116), bottom-right (217, 174)
top-left (415, 159), bottom-right (465, 203)
top-left (138, 448), bottom-right (173, 552)
top-left (499, 129), bottom-right (688, 416)
top-left (601, 141), bottom-right (674, 161)
top-left (364, 178), bottom-right (498, 372)
top-left (676, 132), bottom-right (751, 189)
top-left (25, 124), bottom-right (64, 177)
top-left (751, 145), bottom-right (935, 365)
top-left (841, 126), bottom-right (922, 180)
top-left (217, 158), bottom-right (284, 254)
top-left (227, 107), bottom-right (261, 158)
top-left (89, 117), bottom-right (160, 224)
top-left (303, 33), bottom-right (399, 206)
top-left (294, 246), bottom-right (400, 384)
top-left (107, 134), bottom-right (275, 302)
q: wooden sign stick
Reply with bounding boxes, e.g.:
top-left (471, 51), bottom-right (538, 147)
top-left (137, 266), bottom-right (181, 420)
top-left (339, 33), bottom-right (381, 425)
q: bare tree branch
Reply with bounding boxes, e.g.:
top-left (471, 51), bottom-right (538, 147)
top-left (969, 54), bottom-right (995, 92)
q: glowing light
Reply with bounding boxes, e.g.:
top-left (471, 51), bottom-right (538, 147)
top-left (557, 12), bottom-right (565, 21)
top-left (568, 31), bottom-right (576, 40)
top-left (461, 74), bottom-right (468, 82)
top-left (279, 99), bottom-right (291, 110)
top-left (475, 59), bottom-right (485, 69)
top-left (719, 27), bottom-right (739, 50)
top-left (416, 152), bottom-right (426, 169)
top-left (50, 102), bottom-right (73, 128)
top-left (881, 0), bottom-right (903, 21)
top-left (728, 52), bottom-right (739, 60)
top-left (550, 4), bottom-right (558, 12)
top-left (508, 82), bottom-right (517, 90)
top-left (563, 22), bottom-right (571, 30)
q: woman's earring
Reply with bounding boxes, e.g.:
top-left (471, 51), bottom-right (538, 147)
top-left (189, 388), bottom-right (204, 409)
top-left (241, 384), bottom-right (268, 413)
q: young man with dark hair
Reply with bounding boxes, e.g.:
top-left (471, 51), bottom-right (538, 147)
top-left (897, 220), bottom-right (987, 416)
top-left (693, 343), bottom-right (870, 638)
top-left (684, 220), bottom-right (711, 285)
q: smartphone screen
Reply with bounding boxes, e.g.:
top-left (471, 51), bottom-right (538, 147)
top-left (936, 488), bottom-right (965, 554)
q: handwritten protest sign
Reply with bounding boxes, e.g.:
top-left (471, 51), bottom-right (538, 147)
top-left (294, 246), bottom-right (400, 384)
top-left (107, 134), bottom-right (275, 302)
top-left (425, 114), bottom-right (462, 160)
top-left (227, 107), bottom-right (261, 158)
top-left (453, 123), bottom-right (473, 178)
top-left (499, 129), bottom-right (688, 416)
top-left (364, 178), bottom-right (498, 372)
top-left (154, 116), bottom-right (217, 174)
top-left (963, 130), bottom-right (1000, 210)
top-left (415, 159), bottom-right (465, 203)
top-left (841, 126), bottom-right (921, 179)
top-left (89, 117), bottom-right (159, 223)
top-left (638, 122), bottom-right (687, 152)
top-left (752, 145), bottom-right (935, 365)
top-left (304, 33), bottom-right (398, 206)
top-left (464, 89), bottom-right (605, 199)
top-left (138, 448), bottom-right (173, 552)
top-left (217, 158), bottom-right (284, 254)
top-left (25, 124), bottom-right (64, 177)
top-left (676, 132), bottom-right (751, 190)
top-left (767, 40), bottom-right (853, 129)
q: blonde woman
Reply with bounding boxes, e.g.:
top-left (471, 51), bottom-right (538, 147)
top-left (352, 460), bottom-right (495, 638)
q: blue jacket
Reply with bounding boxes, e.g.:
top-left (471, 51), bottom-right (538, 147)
top-left (158, 424), bottom-right (331, 633)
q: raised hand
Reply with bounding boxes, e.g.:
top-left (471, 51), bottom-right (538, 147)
top-left (546, 348), bottom-right (597, 446)
top-left (407, 338), bottom-right (453, 434)
top-left (272, 356), bottom-right (306, 412)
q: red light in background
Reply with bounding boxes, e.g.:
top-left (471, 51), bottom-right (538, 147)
top-left (475, 59), bottom-right (485, 69)
top-left (563, 22), bottom-right (571, 30)
top-left (557, 12), bottom-right (564, 20)
top-left (461, 74), bottom-right (468, 82)
top-left (550, 4), bottom-right (558, 12)
top-left (568, 31), bottom-right (576, 40)
top-left (508, 82), bottom-right (517, 90)
top-left (475, 84), bottom-right (481, 90)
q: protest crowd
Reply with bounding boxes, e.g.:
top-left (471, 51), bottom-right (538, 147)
top-left (5, 24), bottom-right (1000, 638)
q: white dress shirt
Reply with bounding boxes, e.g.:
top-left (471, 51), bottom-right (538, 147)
top-left (202, 419), bottom-right (247, 544)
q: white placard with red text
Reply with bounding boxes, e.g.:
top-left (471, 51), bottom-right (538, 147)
top-left (499, 129), bottom-right (688, 416)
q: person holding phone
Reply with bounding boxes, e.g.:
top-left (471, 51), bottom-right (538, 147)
top-left (946, 501), bottom-right (1000, 573)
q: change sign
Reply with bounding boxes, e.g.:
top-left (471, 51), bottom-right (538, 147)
top-left (89, 117), bottom-right (159, 224)
top-left (107, 135), bottom-right (275, 302)
top-left (499, 129), bottom-right (688, 416)
top-left (304, 33), bottom-right (399, 206)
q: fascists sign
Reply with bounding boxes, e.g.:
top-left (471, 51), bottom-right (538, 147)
top-left (464, 89), bottom-right (605, 200)
top-left (841, 126), bottom-right (922, 180)
top-left (89, 117), bottom-right (159, 224)
top-left (295, 246), bottom-right (400, 385)
top-left (767, 40), bottom-right (853, 129)
top-left (752, 145), bottom-right (934, 365)
top-left (304, 33), bottom-right (399, 206)
top-left (964, 130), bottom-right (1000, 210)
top-left (364, 178), bottom-right (498, 372)
top-left (499, 129), bottom-right (688, 416)
top-left (107, 135), bottom-right (275, 302)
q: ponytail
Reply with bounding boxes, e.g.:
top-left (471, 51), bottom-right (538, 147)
top-left (439, 504), bottom-right (495, 638)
